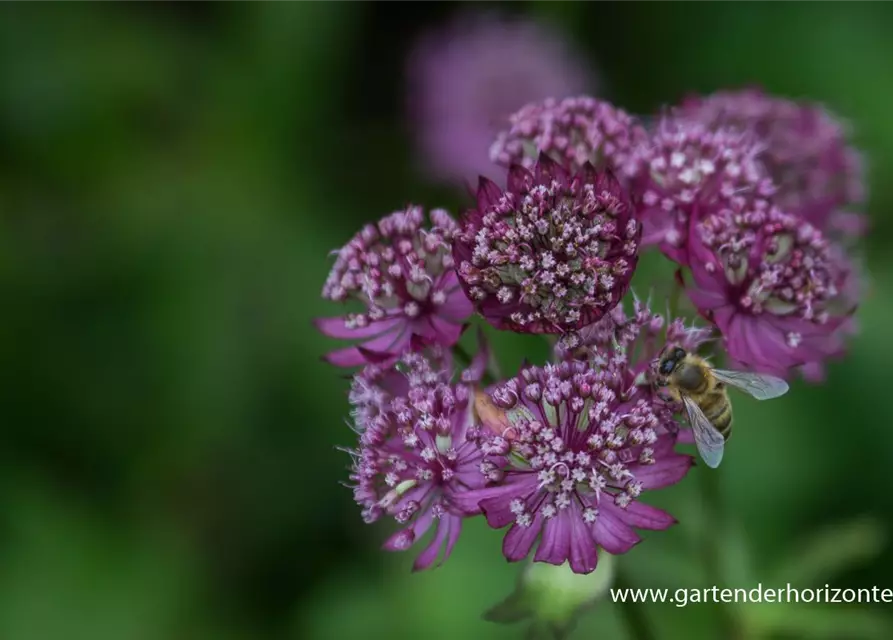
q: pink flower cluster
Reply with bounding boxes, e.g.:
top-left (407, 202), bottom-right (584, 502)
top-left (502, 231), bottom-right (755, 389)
top-left (318, 81), bottom-right (867, 575)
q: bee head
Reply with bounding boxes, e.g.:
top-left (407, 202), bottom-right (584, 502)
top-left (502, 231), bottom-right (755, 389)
top-left (657, 345), bottom-right (687, 376)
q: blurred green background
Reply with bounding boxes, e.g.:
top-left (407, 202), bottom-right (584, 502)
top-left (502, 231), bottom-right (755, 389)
top-left (2, 3), bottom-right (893, 639)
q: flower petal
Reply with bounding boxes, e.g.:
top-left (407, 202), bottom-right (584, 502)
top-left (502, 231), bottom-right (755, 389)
top-left (314, 316), bottom-right (400, 340)
top-left (453, 474), bottom-right (537, 520)
top-left (567, 501), bottom-right (599, 574)
top-left (426, 315), bottom-right (465, 347)
top-left (615, 500), bottom-right (677, 531)
top-left (438, 274), bottom-right (475, 321)
top-left (382, 527), bottom-right (416, 551)
top-left (533, 512), bottom-right (571, 566)
top-left (479, 481), bottom-right (540, 528)
top-left (593, 505), bottom-right (641, 554)
top-left (504, 515), bottom-right (542, 562)
top-left (413, 514), bottom-right (452, 571)
top-left (323, 345), bottom-right (371, 368)
top-left (630, 438), bottom-right (693, 489)
top-left (442, 513), bottom-right (463, 564)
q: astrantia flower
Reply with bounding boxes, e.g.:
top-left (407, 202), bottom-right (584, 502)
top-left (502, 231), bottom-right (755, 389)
top-left (453, 154), bottom-right (641, 333)
top-left (490, 96), bottom-right (648, 179)
top-left (556, 293), bottom-right (713, 447)
top-left (634, 116), bottom-right (774, 263)
top-left (556, 293), bottom-right (713, 378)
top-left (674, 90), bottom-right (869, 379)
top-left (679, 88), bottom-right (867, 224)
top-left (455, 353), bottom-right (693, 574)
top-left (317, 205), bottom-right (473, 367)
top-left (686, 196), bottom-right (854, 376)
top-left (405, 12), bottom-right (593, 185)
top-left (345, 345), bottom-right (487, 571)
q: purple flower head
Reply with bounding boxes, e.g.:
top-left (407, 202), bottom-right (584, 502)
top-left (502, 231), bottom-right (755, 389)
top-left (634, 116), bottom-right (774, 263)
top-left (686, 196), bottom-right (854, 377)
top-left (679, 88), bottom-right (867, 227)
top-left (406, 12), bottom-right (593, 186)
top-left (557, 292), bottom-right (714, 378)
top-left (556, 293), bottom-right (713, 447)
top-left (346, 344), bottom-right (489, 571)
top-left (453, 154), bottom-right (641, 334)
top-left (317, 205), bottom-right (473, 367)
top-left (490, 96), bottom-right (648, 179)
top-left (455, 354), bottom-right (693, 574)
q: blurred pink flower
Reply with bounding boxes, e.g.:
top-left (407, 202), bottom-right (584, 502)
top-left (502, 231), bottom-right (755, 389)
top-left (679, 87), bottom-right (867, 223)
top-left (406, 12), bottom-right (595, 186)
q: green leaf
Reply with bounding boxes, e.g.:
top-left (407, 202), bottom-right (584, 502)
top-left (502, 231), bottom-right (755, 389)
top-left (769, 516), bottom-right (885, 585)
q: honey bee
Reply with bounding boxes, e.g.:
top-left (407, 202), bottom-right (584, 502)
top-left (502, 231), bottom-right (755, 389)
top-left (472, 389), bottom-right (535, 440)
top-left (655, 346), bottom-right (790, 468)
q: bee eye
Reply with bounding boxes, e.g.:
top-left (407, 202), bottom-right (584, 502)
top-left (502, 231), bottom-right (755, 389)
top-left (674, 348), bottom-right (686, 360)
top-left (660, 360), bottom-right (674, 375)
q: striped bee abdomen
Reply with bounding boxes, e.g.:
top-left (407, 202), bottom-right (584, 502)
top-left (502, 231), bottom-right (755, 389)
top-left (702, 389), bottom-right (733, 439)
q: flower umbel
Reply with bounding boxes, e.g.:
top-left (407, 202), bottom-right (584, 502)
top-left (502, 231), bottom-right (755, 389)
top-left (453, 154), bottom-right (641, 333)
top-left (687, 197), bottom-right (852, 375)
top-left (557, 292), bottom-right (713, 376)
top-left (458, 354), bottom-right (693, 574)
top-left (490, 96), bottom-right (648, 179)
top-left (634, 116), bottom-right (774, 262)
top-left (346, 345), bottom-right (487, 571)
top-left (680, 87), bottom-right (866, 221)
top-left (317, 205), bottom-right (473, 367)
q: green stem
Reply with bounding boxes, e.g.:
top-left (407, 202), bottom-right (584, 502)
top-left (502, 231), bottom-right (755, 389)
top-left (668, 278), bottom-right (683, 321)
top-left (698, 465), bottom-right (724, 579)
top-left (613, 566), bottom-right (657, 640)
top-left (697, 458), bottom-right (742, 639)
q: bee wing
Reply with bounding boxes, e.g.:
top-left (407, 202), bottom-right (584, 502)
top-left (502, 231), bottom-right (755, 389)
top-left (682, 395), bottom-right (725, 469)
top-left (711, 369), bottom-right (789, 400)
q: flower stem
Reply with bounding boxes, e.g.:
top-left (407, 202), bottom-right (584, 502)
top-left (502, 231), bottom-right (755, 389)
top-left (613, 565), bottom-right (656, 640)
top-left (697, 466), bottom-right (741, 639)
top-left (668, 279), bottom-right (683, 321)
